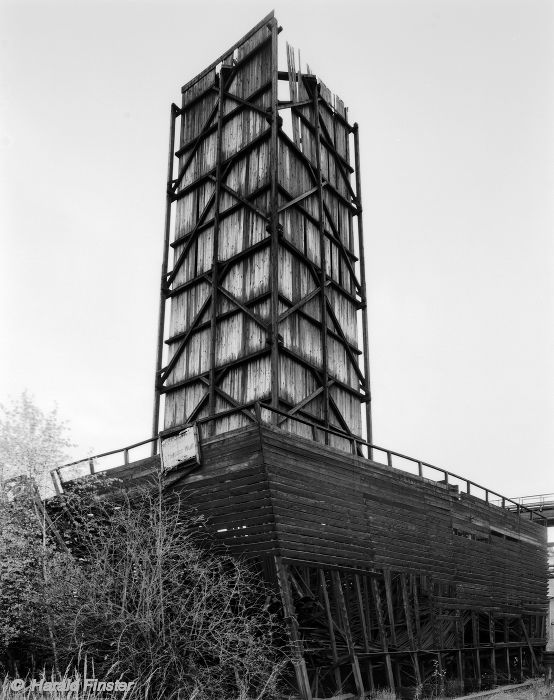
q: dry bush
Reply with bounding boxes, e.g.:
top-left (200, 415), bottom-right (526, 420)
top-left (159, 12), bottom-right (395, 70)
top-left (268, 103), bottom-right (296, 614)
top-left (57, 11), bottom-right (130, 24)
top-left (74, 491), bottom-right (286, 698)
top-left (2, 477), bottom-right (288, 699)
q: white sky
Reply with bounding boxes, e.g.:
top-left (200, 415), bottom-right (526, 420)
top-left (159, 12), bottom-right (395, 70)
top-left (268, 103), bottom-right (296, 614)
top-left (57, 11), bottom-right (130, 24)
top-left (1, 0), bottom-right (553, 499)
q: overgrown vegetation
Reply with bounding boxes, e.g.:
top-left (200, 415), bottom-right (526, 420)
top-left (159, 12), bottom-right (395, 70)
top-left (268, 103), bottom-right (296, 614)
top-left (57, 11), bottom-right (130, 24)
top-left (0, 395), bottom-right (288, 699)
top-left (0, 392), bottom-right (72, 496)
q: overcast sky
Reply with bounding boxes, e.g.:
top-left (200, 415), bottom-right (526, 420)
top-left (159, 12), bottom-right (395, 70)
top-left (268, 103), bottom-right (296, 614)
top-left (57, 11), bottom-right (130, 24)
top-left (1, 0), bottom-right (552, 499)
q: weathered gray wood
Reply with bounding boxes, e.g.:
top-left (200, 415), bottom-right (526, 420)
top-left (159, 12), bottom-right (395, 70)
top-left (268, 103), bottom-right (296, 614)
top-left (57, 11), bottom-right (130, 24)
top-left (275, 557), bottom-right (313, 700)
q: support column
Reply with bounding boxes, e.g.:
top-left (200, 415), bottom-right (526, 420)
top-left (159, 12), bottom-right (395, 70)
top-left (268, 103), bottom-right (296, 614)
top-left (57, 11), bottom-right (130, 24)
top-left (332, 570), bottom-right (365, 698)
top-left (310, 76), bottom-right (330, 439)
top-left (455, 616), bottom-right (465, 694)
top-left (504, 619), bottom-right (511, 682)
top-left (353, 124), bottom-right (372, 449)
top-left (489, 612), bottom-right (497, 685)
top-left (472, 612), bottom-right (482, 689)
top-left (208, 63), bottom-right (230, 430)
top-left (152, 103), bottom-right (179, 452)
top-left (268, 18), bottom-right (280, 419)
top-left (520, 617), bottom-right (540, 675)
top-left (274, 557), bottom-right (313, 700)
top-left (371, 577), bottom-right (395, 693)
top-left (401, 573), bottom-right (422, 687)
top-left (362, 576), bottom-right (375, 690)
top-left (319, 569), bottom-right (342, 693)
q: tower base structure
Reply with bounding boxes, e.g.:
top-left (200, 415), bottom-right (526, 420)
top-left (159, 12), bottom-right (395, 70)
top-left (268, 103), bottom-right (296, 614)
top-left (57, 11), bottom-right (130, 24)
top-left (56, 412), bottom-right (549, 699)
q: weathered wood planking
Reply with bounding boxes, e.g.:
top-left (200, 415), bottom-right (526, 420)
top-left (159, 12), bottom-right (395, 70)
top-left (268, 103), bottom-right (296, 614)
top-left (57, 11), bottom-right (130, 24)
top-left (257, 426), bottom-right (547, 619)
top-left (276, 67), bottom-right (362, 441)
top-left (164, 22), bottom-right (274, 434)
top-left (83, 425), bottom-right (547, 622)
top-left (159, 19), bottom-right (369, 447)
top-left (59, 422), bottom-right (547, 694)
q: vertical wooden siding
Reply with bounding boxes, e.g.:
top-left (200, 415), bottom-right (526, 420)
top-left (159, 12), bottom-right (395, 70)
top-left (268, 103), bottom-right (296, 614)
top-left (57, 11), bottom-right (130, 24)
top-left (159, 18), bottom-right (369, 449)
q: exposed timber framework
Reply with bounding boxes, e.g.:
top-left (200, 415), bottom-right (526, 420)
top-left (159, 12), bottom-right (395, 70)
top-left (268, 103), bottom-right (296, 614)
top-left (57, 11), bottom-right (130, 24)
top-left (54, 408), bottom-right (549, 699)
top-left (52, 13), bottom-right (550, 699)
top-left (152, 12), bottom-right (372, 452)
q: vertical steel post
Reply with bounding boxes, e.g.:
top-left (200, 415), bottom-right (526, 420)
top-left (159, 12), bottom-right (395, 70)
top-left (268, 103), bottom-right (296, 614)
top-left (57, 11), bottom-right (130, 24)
top-left (353, 123), bottom-right (372, 450)
top-left (208, 64), bottom-right (229, 431)
top-left (269, 19), bottom-right (280, 419)
top-left (312, 78), bottom-right (330, 439)
top-left (152, 104), bottom-right (178, 453)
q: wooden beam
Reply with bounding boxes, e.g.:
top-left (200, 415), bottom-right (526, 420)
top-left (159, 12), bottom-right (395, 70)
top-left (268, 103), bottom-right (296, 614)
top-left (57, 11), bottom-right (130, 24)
top-left (319, 569), bottom-right (342, 694)
top-left (371, 577), bottom-right (395, 693)
top-left (520, 618), bottom-right (540, 675)
top-left (472, 612), bottom-right (482, 690)
top-left (274, 557), bottom-right (313, 700)
top-left (489, 613), bottom-right (497, 686)
top-left (401, 573), bottom-right (422, 686)
top-left (383, 569), bottom-right (397, 646)
top-left (331, 570), bottom-right (365, 698)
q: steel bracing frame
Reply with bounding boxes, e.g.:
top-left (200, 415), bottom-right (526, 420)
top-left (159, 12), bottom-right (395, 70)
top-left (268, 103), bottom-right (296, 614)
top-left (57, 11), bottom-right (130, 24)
top-left (152, 12), bottom-right (372, 450)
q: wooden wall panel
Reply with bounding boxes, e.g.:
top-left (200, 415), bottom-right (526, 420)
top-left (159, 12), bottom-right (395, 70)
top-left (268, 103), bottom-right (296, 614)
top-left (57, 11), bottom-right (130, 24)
top-left (157, 17), bottom-right (370, 448)
top-left (257, 425), bottom-right (547, 615)
top-left (161, 22), bottom-right (275, 432)
top-left (86, 425), bottom-right (546, 620)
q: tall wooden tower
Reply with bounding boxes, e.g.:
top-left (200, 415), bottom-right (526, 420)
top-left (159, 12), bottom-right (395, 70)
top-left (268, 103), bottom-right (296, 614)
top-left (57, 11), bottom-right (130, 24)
top-left (152, 12), bottom-right (371, 451)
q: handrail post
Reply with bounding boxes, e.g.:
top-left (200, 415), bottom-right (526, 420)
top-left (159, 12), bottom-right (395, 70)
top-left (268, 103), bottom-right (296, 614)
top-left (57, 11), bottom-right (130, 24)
top-left (467, 481), bottom-right (471, 495)
top-left (124, 448), bottom-right (129, 466)
top-left (485, 490), bottom-right (489, 504)
top-left (387, 452), bottom-right (392, 468)
top-left (88, 457), bottom-right (95, 475)
top-left (417, 461), bottom-right (423, 477)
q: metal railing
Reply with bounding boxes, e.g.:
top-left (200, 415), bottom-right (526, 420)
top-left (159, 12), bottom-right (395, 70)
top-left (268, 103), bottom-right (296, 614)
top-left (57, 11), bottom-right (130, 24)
top-left (50, 436), bottom-right (158, 494)
top-left (505, 493), bottom-right (554, 509)
top-left (51, 403), bottom-right (548, 524)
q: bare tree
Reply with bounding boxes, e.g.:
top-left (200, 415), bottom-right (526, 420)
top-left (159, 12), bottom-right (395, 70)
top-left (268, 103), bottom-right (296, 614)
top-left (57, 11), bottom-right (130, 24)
top-left (2, 471), bottom-right (288, 699)
top-left (54, 481), bottom-right (288, 700)
top-left (0, 392), bottom-right (72, 496)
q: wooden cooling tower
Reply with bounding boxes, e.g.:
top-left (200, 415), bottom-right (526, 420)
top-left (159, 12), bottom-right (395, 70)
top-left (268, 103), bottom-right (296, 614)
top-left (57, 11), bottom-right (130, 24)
top-left (152, 12), bottom-right (371, 453)
top-left (55, 13), bottom-right (549, 699)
